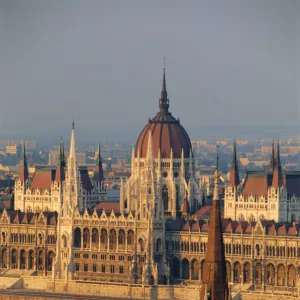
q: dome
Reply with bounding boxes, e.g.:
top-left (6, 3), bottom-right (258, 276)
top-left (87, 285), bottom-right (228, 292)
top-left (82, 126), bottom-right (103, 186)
top-left (135, 69), bottom-right (192, 159)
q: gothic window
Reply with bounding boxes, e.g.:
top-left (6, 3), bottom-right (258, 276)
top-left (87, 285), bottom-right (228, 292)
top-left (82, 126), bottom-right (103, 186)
top-left (91, 228), bottom-right (99, 245)
top-left (83, 228), bottom-right (90, 249)
top-left (74, 228), bottom-right (81, 248)
top-left (84, 264), bottom-right (88, 272)
top-left (148, 187), bottom-right (151, 195)
top-left (1, 232), bottom-right (6, 243)
top-left (93, 264), bottom-right (97, 272)
top-left (138, 238), bottom-right (144, 252)
top-left (267, 264), bottom-right (275, 285)
top-left (181, 259), bottom-right (189, 279)
top-left (100, 229), bottom-right (108, 249)
top-left (62, 235), bottom-right (67, 248)
top-left (162, 186), bottom-right (169, 211)
top-left (119, 266), bottom-right (124, 274)
top-left (156, 238), bottom-right (162, 253)
top-left (256, 244), bottom-right (260, 256)
top-left (291, 214), bottom-right (296, 222)
top-left (38, 233), bottom-right (43, 245)
top-left (191, 259), bottom-right (199, 280)
top-left (118, 230), bottom-right (125, 246)
top-left (127, 230), bottom-right (134, 246)
top-left (75, 263), bottom-right (80, 271)
top-left (102, 264), bottom-right (106, 273)
top-left (176, 185), bottom-right (180, 210)
top-left (110, 265), bottom-right (115, 273)
top-left (109, 229), bottom-right (117, 250)
top-left (277, 264), bottom-right (285, 286)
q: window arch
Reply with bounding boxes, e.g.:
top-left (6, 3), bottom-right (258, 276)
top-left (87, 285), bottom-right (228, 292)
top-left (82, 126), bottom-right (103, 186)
top-left (162, 185), bottom-right (169, 211)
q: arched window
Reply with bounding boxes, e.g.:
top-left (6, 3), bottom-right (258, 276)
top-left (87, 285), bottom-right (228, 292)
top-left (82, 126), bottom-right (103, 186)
top-left (118, 230), bottom-right (125, 246)
top-left (38, 233), bottom-right (43, 245)
top-left (100, 229), bottom-right (108, 249)
top-left (109, 229), bottom-right (117, 250)
top-left (162, 186), bottom-right (169, 211)
top-left (1, 231), bottom-right (6, 243)
top-left (62, 235), bottom-right (67, 248)
top-left (127, 230), bottom-right (134, 246)
top-left (73, 228), bottom-right (81, 248)
top-left (291, 214), bottom-right (296, 222)
top-left (83, 228), bottom-right (90, 248)
top-left (138, 238), bottom-right (144, 252)
top-left (91, 229), bottom-right (99, 245)
top-left (156, 238), bottom-right (162, 253)
top-left (256, 244), bottom-right (260, 256)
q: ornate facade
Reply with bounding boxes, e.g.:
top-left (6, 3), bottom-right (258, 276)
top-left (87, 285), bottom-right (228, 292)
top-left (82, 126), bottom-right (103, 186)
top-left (1, 70), bottom-right (300, 299)
top-left (14, 132), bottom-right (107, 214)
top-left (224, 141), bottom-right (300, 223)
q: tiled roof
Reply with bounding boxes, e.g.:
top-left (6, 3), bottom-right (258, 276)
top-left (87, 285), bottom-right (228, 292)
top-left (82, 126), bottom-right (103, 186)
top-left (30, 168), bottom-right (56, 190)
top-left (79, 167), bottom-right (93, 192)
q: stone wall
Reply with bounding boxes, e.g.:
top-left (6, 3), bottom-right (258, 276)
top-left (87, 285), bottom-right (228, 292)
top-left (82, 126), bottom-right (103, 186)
top-left (7, 277), bottom-right (201, 300)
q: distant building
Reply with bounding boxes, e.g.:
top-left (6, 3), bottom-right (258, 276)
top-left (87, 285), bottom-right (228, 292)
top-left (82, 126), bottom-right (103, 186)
top-left (0, 140), bottom-right (36, 149)
top-left (49, 150), bottom-right (86, 165)
top-left (5, 145), bottom-right (18, 155)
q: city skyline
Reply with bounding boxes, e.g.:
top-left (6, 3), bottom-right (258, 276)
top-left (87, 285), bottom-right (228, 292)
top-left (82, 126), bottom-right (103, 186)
top-left (1, 0), bottom-right (299, 141)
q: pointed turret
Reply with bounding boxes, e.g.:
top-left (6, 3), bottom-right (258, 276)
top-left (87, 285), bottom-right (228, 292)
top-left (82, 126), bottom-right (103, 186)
top-left (64, 122), bottom-right (81, 211)
top-left (269, 140), bottom-right (275, 172)
top-left (181, 197), bottom-right (190, 217)
top-left (272, 140), bottom-right (283, 189)
top-left (94, 143), bottom-right (104, 183)
top-left (55, 139), bottom-right (65, 182)
top-left (146, 130), bottom-right (154, 163)
top-left (200, 161), bottom-right (229, 300)
top-left (19, 142), bottom-right (28, 182)
top-left (159, 68), bottom-right (169, 113)
top-left (229, 141), bottom-right (240, 187)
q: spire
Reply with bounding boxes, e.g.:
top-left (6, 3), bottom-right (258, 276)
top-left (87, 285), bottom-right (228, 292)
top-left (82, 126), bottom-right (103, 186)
top-left (68, 122), bottom-right (76, 168)
top-left (146, 130), bottom-right (153, 162)
top-left (200, 162), bottom-right (229, 300)
top-left (269, 139), bottom-right (275, 172)
top-left (229, 141), bottom-right (240, 187)
top-left (94, 143), bottom-right (104, 183)
top-left (55, 139), bottom-right (65, 182)
top-left (19, 141), bottom-right (28, 182)
top-left (272, 139), bottom-right (283, 189)
top-left (159, 66), bottom-right (169, 113)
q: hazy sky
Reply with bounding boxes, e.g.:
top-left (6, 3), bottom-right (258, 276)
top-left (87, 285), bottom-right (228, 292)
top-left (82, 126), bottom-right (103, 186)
top-left (0, 1), bottom-right (299, 143)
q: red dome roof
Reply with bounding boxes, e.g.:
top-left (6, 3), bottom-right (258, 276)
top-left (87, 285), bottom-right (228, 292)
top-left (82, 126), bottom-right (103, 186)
top-left (135, 69), bottom-right (192, 159)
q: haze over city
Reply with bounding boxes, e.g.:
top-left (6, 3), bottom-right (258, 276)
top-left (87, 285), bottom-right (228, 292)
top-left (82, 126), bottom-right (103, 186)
top-left (0, 0), bottom-right (300, 145)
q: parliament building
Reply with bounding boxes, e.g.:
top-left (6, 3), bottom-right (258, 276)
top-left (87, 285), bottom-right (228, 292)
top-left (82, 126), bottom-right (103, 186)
top-left (1, 70), bottom-right (300, 299)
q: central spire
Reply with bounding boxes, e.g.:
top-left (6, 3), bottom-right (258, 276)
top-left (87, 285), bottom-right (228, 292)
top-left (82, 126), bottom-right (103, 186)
top-left (159, 67), bottom-right (169, 113)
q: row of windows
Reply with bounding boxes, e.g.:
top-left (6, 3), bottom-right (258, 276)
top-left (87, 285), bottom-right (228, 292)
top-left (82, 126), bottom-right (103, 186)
top-left (75, 263), bottom-right (125, 274)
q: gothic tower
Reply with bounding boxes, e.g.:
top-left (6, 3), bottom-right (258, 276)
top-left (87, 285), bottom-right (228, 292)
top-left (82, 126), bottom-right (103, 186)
top-left (200, 165), bottom-right (230, 300)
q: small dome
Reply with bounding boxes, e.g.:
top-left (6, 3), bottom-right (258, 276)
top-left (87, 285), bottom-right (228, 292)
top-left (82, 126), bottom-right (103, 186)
top-left (135, 69), bottom-right (192, 159)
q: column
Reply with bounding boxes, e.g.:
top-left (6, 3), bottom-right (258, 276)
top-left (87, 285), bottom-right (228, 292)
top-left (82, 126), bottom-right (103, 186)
top-left (241, 264), bottom-right (244, 285)
top-left (90, 232), bottom-right (92, 250)
top-left (98, 230), bottom-right (101, 251)
top-left (275, 268), bottom-right (278, 286)
top-left (7, 247), bottom-right (10, 269)
top-left (43, 251), bottom-right (47, 276)
top-left (125, 232), bottom-right (128, 252)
